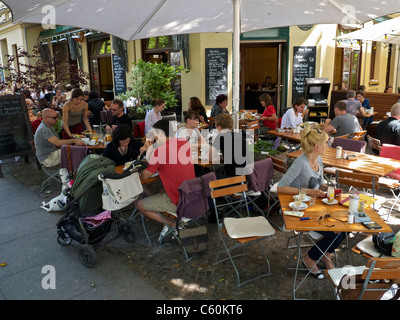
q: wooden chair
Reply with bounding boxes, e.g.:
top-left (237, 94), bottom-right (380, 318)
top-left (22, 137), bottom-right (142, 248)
top-left (326, 257), bottom-right (400, 300)
top-left (367, 135), bottom-right (381, 155)
top-left (335, 170), bottom-right (379, 197)
top-left (334, 134), bottom-right (349, 139)
top-left (351, 130), bottom-right (367, 141)
top-left (208, 117), bottom-right (214, 127)
top-left (210, 175), bottom-right (276, 287)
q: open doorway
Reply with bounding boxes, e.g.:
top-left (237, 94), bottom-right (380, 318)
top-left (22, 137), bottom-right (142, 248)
top-left (88, 36), bottom-right (114, 101)
top-left (240, 42), bottom-right (287, 116)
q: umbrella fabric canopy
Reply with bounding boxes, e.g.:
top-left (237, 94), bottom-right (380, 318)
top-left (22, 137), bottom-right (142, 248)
top-left (3, 0), bottom-right (400, 42)
top-left (336, 16), bottom-right (400, 45)
top-left (3, 0), bottom-right (400, 114)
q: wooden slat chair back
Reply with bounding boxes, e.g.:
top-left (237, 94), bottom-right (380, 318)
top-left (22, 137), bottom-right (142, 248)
top-left (351, 130), bottom-right (367, 141)
top-left (367, 135), bottom-right (382, 155)
top-left (335, 170), bottom-right (379, 194)
top-left (326, 257), bottom-right (400, 300)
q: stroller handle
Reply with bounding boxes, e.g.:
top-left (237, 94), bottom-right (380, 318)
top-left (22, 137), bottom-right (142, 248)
top-left (100, 160), bottom-right (148, 180)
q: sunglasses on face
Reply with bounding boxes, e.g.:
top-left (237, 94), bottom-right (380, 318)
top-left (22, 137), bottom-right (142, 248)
top-left (111, 108), bottom-right (119, 111)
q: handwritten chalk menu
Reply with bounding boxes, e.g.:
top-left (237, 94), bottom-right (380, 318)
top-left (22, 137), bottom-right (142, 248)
top-left (205, 48), bottom-right (228, 105)
top-left (0, 95), bottom-right (32, 160)
top-left (112, 54), bottom-right (127, 95)
top-left (292, 46), bottom-right (316, 101)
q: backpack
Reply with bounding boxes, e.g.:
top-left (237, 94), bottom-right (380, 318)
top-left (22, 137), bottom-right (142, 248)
top-left (372, 232), bottom-right (395, 257)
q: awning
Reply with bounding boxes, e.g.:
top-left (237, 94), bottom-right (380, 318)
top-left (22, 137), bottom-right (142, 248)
top-left (38, 26), bottom-right (90, 44)
top-left (336, 17), bottom-right (400, 46)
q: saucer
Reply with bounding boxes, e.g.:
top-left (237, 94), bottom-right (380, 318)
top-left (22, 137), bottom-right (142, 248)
top-left (289, 202), bottom-right (308, 210)
top-left (322, 198), bottom-right (338, 205)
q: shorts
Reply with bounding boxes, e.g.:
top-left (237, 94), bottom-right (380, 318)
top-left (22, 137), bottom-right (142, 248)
top-left (42, 149), bottom-right (61, 167)
top-left (141, 192), bottom-right (177, 213)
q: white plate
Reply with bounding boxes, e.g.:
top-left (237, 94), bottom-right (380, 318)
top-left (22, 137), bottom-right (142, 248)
top-left (289, 202), bottom-right (308, 210)
top-left (294, 195), bottom-right (311, 202)
top-left (322, 198), bottom-right (338, 205)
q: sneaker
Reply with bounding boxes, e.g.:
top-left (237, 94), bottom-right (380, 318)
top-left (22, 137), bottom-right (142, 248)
top-left (158, 226), bottom-right (169, 241)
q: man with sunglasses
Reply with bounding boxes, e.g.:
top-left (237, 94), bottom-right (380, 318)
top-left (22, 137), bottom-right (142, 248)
top-left (34, 108), bottom-right (84, 167)
top-left (106, 99), bottom-right (132, 131)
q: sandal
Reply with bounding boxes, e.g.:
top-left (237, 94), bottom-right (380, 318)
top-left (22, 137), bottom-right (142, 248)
top-left (302, 256), bottom-right (324, 279)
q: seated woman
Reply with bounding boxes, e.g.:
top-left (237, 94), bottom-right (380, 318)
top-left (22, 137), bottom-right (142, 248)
top-left (356, 90), bottom-right (372, 127)
top-left (102, 125), bottom-right (143, 166)
top-left (188, 96), bottom-right (208, 125)
top-left (175, 110), bottom-right (207, 149)
top-left (280, 97), bottom-right (309, 128)
top-left (277, 125), bottom-right (345, 278)
top-left (259, 93), bottom-right (277, 134)
top-left (145, 98), bottom-right (165, 134)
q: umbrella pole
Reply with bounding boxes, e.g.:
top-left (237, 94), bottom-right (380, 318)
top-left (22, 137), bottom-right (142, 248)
top-left (232, 0), bottom-right (242, 130)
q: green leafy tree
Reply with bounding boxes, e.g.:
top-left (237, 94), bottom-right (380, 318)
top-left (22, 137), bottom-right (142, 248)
top-left (120, 59), bottom-right (182, 112)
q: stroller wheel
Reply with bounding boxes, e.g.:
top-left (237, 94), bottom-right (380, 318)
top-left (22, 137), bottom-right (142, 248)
top-left (57, 235), bottom-right (72, 246)
top-left (78, 244), bottom-right (96, 268)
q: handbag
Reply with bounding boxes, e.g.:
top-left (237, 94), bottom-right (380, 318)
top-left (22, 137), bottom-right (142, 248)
top-left (178, 176), bottom-right (209, 253)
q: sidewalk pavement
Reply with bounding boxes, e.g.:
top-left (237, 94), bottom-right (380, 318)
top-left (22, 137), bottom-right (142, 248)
top-left (0, 172), bottom-right (166, 300)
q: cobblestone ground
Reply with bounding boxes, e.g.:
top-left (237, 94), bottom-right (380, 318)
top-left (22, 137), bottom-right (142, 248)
top-left (2, 152), bottom-right (399, 300)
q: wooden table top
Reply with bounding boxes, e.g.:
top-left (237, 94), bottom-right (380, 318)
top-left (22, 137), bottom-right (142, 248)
top-left (86, 142), bottom-right (107, 150)
top-left (278, 193), bottom-right (392, 233)
top-left (115, 164), bottom-right (160, 184)
top-left (268, 129), bottom-right (302, 142)
top-left (287, 146), bottom-right (400, 177)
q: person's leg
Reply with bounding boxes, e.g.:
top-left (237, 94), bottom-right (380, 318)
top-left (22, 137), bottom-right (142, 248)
top-left (307, 231), bottom-right (345, 268)
top-left (137, 193), bottom-right (176, 228)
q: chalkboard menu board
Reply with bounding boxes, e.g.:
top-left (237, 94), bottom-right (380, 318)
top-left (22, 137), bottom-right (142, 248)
top-left (205, 48), bottom-right (228, 105)
top-left (0, 95), bottom-right (33, 160)
top-left (112, 54), bottom-right (127, 95)
top-left (292, 46), bottom-right (316, 101)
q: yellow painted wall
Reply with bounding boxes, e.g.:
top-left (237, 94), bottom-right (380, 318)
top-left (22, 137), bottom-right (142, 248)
top-left (287, 24), bottom-right (337, 105)
top-left (181, 33), bottom-right (232, 115)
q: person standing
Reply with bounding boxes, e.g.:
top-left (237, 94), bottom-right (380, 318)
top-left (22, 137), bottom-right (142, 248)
top-left (376, 103), bottom-right (400, 146)
top-left (62, 88), bottom-right (92, 139)
top-left (87, 91), bottom-right (105, 126)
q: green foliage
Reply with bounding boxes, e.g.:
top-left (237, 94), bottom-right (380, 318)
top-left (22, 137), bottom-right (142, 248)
top-left (253, 139), bottom-right (288, 155)
top-left (121, 59), bottom-right (183, 110)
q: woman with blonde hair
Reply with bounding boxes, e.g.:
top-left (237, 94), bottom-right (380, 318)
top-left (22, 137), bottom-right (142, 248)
top-left (277, 124), bottom-right (345, 278)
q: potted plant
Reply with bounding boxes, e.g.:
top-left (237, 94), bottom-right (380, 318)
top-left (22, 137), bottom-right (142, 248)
top-left (119, 59), bottom-right (183, 120)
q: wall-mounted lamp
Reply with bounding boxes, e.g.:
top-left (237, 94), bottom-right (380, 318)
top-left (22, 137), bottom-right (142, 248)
top-left (51, 38), bottom-right (58, 43)
top-left (84, 30), bottom-right (93, 36)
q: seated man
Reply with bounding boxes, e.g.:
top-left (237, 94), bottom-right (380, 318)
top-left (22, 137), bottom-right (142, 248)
top-left (322, 100), bottom-right (361, 137)
top-left (376, 102), bottom-right (400, 146)
top-left (210, 113), bottom-right (252, 177)
top-left (136, 119), bottom-right (195, 239)
top-left (34, 108), bottom-right (84, 167)
top-left (106, 99), bottom-right (132, 131)
top-left (344, 90), bottom-right (366, 117)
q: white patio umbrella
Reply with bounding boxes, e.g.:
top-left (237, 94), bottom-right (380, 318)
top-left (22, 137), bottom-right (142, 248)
top-left (336, 16), bottom-right (400, 45)
top-left (3, 0), bottom-right (400, 113)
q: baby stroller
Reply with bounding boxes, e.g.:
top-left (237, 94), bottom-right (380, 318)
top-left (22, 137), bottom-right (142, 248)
top-left (56, 154), bottom-right (147, 268)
